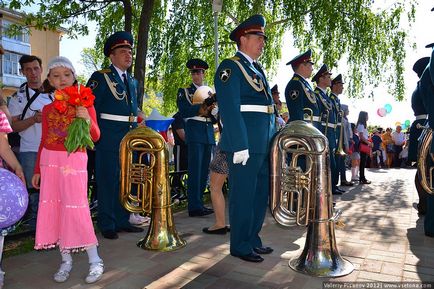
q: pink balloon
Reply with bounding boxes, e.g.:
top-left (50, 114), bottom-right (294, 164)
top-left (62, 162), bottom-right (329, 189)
top-left (377, 108), bottom-right (387, 117)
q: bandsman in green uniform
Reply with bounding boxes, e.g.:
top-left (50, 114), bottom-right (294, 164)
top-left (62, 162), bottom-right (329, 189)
top-left (87, 31), bottom-right (144, 239)
top-left (214, 14), bottom-right (276, 263)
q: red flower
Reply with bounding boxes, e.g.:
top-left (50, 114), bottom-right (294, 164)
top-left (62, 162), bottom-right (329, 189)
top-left (53, 84), bottom-right (96, 113)
top-left (53, 100), bottom-right (68, 113)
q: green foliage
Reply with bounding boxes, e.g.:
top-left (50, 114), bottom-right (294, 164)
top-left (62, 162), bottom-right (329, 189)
top-left (4, 0), bottom-right (417, 115)
top-left (80, 47), bottom-right (104, 78)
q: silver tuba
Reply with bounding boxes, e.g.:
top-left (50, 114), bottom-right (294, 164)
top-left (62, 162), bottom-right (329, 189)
top-left (270, 120), bottom-right (354, 277)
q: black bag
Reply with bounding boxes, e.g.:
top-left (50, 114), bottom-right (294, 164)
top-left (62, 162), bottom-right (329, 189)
top-left (7, 84), bottom-right (41, 149)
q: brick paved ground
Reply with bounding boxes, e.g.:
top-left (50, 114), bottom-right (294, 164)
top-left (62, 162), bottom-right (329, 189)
top-left (4, 167), bottom-right (434, 289)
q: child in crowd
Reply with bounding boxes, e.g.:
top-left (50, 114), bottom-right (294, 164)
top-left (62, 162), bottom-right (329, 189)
top-left (399, 141), bottom-right (409, 168)
top-left (0, 106), bottom-right (26, 289)
top-left (31, 56), bottom-right (104, 284)
top-left (350, 123), bottom-right (360, 181)
top-left (371, 129), bottom-right (385, 168)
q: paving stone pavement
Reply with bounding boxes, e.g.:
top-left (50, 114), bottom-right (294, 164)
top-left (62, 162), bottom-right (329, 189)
top-left (4, 167), bottom-right (434, 289)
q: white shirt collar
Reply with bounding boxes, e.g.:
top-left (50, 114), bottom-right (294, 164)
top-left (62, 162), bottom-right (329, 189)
top-left (238, 50), bottom-right (254, 64)
top-left (113, 65), bottom-right (127, 80)
top-left (317, 86), bottom-right (327, 94)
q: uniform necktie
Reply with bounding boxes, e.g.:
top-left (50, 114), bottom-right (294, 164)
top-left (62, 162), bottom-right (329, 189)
top-left (253, 61), bottom-right (261, 72)
top-left (122, 73), bottom-right (130, 97)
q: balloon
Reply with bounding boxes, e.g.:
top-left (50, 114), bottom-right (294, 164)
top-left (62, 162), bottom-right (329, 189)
top-left (0, 168), bottom-right (28, 230)
top-left (377, 107), bottom-right (387, 117)
top-left (395, 122), bottom-right (401, 127)
top-left (401, 123), bottom-right (407, 129)
top-left (405, 120), bottom-right (411, 127)
top-left (384, 104), bottom-right (392, 113)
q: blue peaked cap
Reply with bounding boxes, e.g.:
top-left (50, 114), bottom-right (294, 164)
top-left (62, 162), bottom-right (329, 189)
top-left (229, 14), bottom-right (267, 42)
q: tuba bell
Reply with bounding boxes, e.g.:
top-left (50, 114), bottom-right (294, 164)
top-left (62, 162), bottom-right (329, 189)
top-left (417, 124), bottom-right (434, 194)
top-left (270, 120), bottom-right (354, 277)
top-left (119, 126), bottom-right (186, 251)
top-left (335, 111), bottom-right (346, 156)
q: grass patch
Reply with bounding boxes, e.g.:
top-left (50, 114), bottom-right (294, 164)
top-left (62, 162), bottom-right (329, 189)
top-left (4, 236), bottom-right (35, 258)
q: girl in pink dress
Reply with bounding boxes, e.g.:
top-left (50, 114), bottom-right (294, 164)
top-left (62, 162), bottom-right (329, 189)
top-left (0, 109), bottom-right (25, 289)
top-left (31, 57), bottom-right (104, 284)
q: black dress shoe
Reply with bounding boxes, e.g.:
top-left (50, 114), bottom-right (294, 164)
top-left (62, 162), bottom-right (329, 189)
top-left (202, 226), bottom-right (227, 235)
top-left (120, 225), bottom-right (144, 233)
top-left (253, 246), bottom-right (274, 254)
top-left (102, 230), bottom-right (119, 239)
top-left (189, 209), bottom-right (214, 217)
top-left (332, 191), bottom-right (343, 195)
top-left (231, 252), bottom-right (264, 263)
top-left (360, 179), bottom-right (371, 184)
top-left (202, 207), bottom-right (214, 213)
top-left (336, 188), bottom-right (346, 193)
top-left (341, 180), bottom-right (353, 186)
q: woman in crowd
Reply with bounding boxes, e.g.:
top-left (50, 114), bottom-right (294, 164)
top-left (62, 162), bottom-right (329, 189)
top-left (356, 111), bottom-right (372, 184)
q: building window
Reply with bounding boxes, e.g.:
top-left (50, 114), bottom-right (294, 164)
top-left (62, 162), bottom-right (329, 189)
top-left (3, 52), bottom-right (22, 76)
top-left (2, 19), bottom-right (30, 43)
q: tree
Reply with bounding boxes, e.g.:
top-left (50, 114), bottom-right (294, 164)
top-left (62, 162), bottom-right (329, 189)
top-left (3, 0), bottom-right (416, 114)
top-left (80, 47), bottom-right (105, 78)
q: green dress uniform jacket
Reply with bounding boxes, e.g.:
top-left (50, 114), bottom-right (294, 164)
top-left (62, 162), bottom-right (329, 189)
top-left (285, 74), bottom-right (322, 130)
top-left (87, 64), bottom-right (138, 233)
top-left (215, 52), bottom-right (276, 256)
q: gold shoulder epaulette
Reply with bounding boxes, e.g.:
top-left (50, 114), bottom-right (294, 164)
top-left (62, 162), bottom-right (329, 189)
top-left (98, 69), bottom-right (111, 73)
top-left (293, 76), bottom-right (300, 81)
top-left (229, 56), bottom-right (240, 61)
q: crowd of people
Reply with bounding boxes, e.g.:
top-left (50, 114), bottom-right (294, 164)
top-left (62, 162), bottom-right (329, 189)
top-left (0, 11), bottom-right (432, 288)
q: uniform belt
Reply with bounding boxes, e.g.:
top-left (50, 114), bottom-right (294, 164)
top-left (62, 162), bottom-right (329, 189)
top-left (100, 113), bottom-right (137, 122)
top-left (321, 122), bottom-right (337, 128)
top-left (240, 105), bottom-right (274, 114)
top-left (185, 116), bottom-right (212, 122)
top-left (303, 116), bottom-right (321, 122)
top-left (415, 114), bottom-right (428, 120)
top-left (336, 122), bottom-right (342, 127)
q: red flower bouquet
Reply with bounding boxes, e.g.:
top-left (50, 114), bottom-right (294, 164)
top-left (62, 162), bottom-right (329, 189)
top-left (53, 84), bottom-right (96, 153)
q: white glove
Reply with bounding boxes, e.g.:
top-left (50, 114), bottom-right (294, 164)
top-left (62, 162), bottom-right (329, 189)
top-left (211, 106), bottom-right (219, 117)
top-left (233, 149), bottom-right (249, 166)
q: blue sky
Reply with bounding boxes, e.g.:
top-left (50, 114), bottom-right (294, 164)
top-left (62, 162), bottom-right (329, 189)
top-left (60, 2), bottom-right (433, 128)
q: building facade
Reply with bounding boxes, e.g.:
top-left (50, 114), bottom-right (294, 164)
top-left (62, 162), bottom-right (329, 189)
top-left (0, 7), bottom-right (63, 97)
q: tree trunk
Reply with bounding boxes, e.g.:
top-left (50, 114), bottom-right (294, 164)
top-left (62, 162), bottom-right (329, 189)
top-left (122, 0), bottom-right (133, 33)
top-left (134, 0), bottom-right (155, 109)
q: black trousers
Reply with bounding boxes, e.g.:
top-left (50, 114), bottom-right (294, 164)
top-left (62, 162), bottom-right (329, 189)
top-left (359, 152), bottom-right (368, 181)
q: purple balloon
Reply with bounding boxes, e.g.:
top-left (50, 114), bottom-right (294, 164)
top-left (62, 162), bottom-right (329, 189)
top-left (0, 168), bottom-right (28, 230)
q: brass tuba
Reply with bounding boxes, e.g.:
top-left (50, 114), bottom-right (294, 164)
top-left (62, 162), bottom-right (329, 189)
top-left (270, 120), bottom-right (354, 277)
top-left (119, 126), bottom-right (186, 251)
top-left (335, 111), bottom-right (346, 156)
top-left (417, 124), bottom-right (434, 194)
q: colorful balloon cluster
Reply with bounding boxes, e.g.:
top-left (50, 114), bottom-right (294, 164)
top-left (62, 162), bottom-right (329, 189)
top-left (394, 120), bottom-right (411, 130)
top-left (377, 103), bottom-right (392, 117)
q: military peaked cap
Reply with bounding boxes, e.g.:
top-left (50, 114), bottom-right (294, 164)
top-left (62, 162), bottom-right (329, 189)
top-left (230, 14), bottom-right (267, 42)
top-left (312, 64), bottom-right (332, 83)
top-left (331, 74), bottom-right (344, 86)
top-left (426, 43), bottom-right (434, 48)
top-left (186, 58), bottom-right (209, 71)
top-left (286, 49), bottom-right (314, 67)
top-left (104, 31), bottom-right (133, 57)
top-left (412, 57), bottom-right (430, 78)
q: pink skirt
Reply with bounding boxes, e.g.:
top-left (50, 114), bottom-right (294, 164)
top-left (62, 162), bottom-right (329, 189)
top-left (34, 148), bottom-right (98, 252)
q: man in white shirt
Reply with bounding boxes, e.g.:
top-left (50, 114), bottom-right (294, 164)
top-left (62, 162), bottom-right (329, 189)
top-left (8, 55), bottom-right (53, 230)
top-left (391, 125), bottom-right (406, 167)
